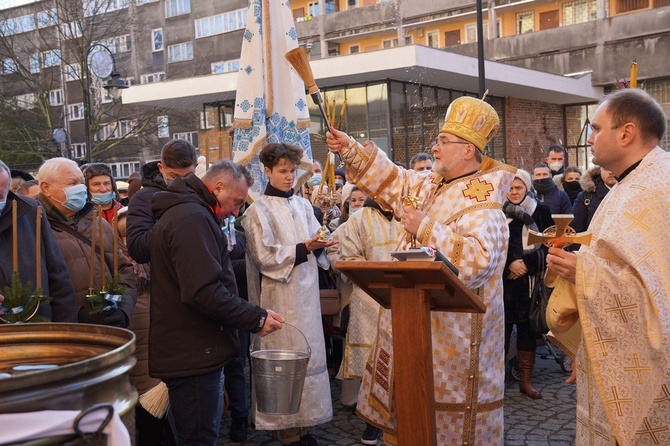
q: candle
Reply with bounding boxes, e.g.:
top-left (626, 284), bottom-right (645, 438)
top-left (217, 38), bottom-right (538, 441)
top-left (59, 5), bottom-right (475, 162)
top-left (98, 206), bottom-right (105, 291)
top-left (12, 200), bottom-right (17, 273)
top-left (630, 60), bottom-right (637, 89)
top-left (35, 207), bottom-right (41, 289)
top-left (89, 208), bottom-right (96, 290)
top-left (112, 207), bottom-right (118, 281)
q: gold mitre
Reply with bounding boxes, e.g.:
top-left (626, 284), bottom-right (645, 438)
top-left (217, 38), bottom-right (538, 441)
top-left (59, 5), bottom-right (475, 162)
top-left (440, 96), bottom-right (500, 152)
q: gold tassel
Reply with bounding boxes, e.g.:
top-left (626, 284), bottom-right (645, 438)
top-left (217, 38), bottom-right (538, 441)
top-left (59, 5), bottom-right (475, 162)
top-left (139, 381), bottom-right (170, 418)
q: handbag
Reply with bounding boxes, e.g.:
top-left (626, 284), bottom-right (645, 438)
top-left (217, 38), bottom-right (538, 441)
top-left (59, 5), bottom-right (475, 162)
top-left (318, 267), bottom-right (341, 316)
top-left (528, 250), bottom-right (552, 334)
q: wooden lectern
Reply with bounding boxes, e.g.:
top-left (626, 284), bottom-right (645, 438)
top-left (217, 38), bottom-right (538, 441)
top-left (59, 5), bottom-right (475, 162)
top-left (335, 260), bottom-right (486, 446)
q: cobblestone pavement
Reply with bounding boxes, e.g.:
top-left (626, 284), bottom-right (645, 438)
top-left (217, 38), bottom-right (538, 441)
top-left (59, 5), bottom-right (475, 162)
top-left (218, 344), bottom-right (577, 445)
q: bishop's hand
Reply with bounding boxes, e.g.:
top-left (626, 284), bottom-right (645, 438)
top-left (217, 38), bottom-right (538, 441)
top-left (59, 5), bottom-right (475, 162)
top-left (401, 206), bottom-right (426, 237)
top-left (326, 127), bottom-right (350, 154)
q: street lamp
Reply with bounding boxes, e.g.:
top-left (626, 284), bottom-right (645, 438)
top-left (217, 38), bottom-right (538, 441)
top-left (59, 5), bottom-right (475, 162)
top-left (83, 43), bottom-right (129, 163)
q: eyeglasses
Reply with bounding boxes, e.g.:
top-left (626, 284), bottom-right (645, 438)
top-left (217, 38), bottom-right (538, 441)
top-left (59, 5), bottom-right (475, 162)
top-left (432, 139), bottom-right (471, 147)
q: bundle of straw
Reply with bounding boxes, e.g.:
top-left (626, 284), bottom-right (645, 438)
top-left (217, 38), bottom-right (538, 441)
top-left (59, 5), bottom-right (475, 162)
top-left (285, 47), bottom-right (332, 135)
top-left (139, 381), bottom-right (170, 418)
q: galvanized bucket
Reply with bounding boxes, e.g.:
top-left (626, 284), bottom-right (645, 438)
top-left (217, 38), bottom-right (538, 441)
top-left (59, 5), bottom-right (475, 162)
top-left (250, 322), bottom-right (310, 415)
top-left (0, 323), bottom-right (137, 445)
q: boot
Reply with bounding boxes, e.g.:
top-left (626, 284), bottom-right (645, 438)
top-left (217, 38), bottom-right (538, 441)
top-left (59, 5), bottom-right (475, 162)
top-left (517, 351), bottom-right (542, 399)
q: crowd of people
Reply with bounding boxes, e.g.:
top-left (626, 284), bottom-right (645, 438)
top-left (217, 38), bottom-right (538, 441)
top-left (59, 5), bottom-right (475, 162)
top-left (0, 88), bottom-right (668, 446)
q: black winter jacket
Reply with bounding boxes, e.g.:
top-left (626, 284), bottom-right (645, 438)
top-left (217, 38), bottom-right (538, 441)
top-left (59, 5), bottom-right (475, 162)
top-left (571, 166), bottom-right (611, 234)
top-left (126, 161), bottom-right (164, 264)
top-left (148, 174), bottom-right (266, 379)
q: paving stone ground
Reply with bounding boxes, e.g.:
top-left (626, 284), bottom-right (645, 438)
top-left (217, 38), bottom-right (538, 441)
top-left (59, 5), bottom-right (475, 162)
top-left (218, 344), bottom-right (576, 445)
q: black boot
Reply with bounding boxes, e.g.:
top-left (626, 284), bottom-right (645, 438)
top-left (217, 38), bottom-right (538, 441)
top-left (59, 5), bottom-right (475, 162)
top-left (229, 417), bottom-right (248, 442)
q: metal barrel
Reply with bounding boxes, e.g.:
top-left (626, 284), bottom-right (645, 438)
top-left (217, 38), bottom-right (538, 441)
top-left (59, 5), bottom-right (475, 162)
top-left (250, 322), bottom-right (310, 415)
top-left (0, 323), bottom-right (137, 444)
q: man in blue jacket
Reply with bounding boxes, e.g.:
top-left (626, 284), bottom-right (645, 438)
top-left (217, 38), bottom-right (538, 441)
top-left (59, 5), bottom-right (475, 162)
top-left (531, 162), bottom-right (571, 215)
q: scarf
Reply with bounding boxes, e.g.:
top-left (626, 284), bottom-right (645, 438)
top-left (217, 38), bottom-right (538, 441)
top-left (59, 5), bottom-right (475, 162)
top-left (504, 195), bottom-right (540, 254)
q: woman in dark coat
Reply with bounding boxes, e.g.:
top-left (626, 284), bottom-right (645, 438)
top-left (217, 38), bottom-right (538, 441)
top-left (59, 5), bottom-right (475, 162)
top-left (503, 169), bottom-right (553, 399)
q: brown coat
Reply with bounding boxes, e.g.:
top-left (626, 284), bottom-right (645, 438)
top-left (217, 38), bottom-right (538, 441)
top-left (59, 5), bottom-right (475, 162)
top-left (38, 196), bottom-right (137, 322)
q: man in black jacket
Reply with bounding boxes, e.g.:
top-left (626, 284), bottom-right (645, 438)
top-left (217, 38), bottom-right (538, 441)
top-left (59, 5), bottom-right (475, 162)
top-left (126, 139), bottom-right (198, 264)
top-left (149, 160), bottom-right (283, 446)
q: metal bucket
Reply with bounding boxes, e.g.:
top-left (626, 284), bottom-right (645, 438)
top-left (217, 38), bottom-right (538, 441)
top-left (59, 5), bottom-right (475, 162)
top-left (0, 323), bottom-right (137, 444)
top-left (250, 322), bottom-right (310, 415)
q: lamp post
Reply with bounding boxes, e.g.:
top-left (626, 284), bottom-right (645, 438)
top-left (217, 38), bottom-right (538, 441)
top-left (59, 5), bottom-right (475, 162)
top-left (83, 43), bottom-right (128, 163)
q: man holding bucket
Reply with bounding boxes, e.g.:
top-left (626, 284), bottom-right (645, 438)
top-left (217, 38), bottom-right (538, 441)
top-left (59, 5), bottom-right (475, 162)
top-left (149, 160), bottom-right (283, 446)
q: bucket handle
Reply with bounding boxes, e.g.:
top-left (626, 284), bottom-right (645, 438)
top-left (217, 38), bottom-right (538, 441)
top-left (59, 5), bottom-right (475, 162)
top-left (251, 321), bottom-right (311, 358)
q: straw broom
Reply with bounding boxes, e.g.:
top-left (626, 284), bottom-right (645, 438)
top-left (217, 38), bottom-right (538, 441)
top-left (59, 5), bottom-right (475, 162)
top-left (139, 381), bottom-right (170, 418)
top-left (285, 47), bottom-right (333, 135)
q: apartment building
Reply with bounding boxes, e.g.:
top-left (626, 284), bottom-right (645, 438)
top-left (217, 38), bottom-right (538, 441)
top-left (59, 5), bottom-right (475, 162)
top-left (1, 0), bottom-right (667, 174)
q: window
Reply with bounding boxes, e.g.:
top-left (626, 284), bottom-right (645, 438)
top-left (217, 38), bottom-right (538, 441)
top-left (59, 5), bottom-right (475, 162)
top-left (137, 0), bottom-right (159, 4)
top-left (349, 44), bottom-right (360, 54)
top-left (15, 93), bottom-right (35, 109)
top-left (308, 2), bottom-right (320, 16)
top-left (0, 14), bottom-right (36, 36)
top-left (562, 0), bottom-right (597, 25)
top-left (61, 22), bottom-right (82, 39)
top-left (109, 162), bottom-right (140, 178)
top-left (37, 10), bottom-right (57, 28)
top-left (152, 28), bottom-right (163, 51)
top-left (516, 10), bottom-right (535, 34)
top-left (167, 42), bottom-right (193, 63)
top-left (98, 35), bottom-right (132, 53)
top-left (65, 63), bottom-right (81, 81)
top-left (211, 59), bottom-right (240, 74)
top-left (381, 36), bottom-right (412, 49)
top-left (95, 120), bottom-right (135, 141)
top-left (465, 20), bottom-right (501, 42)
top-left (49, 89), bottom-right (63, 106)
top-left (2, 59), bottom-right (17, 74)
top-left (173, 131), bottom-right (199, 147)
top-left (140, 72), bottom-right (165, 83)
top-left (42, 49), bottom-right (61, 68)
top-left (195, 9), bottom-right (246, 38)
top-left (165, 0), bottom-right (190, 18)
top-left (30, 53), bottom-right (40, 74)
top-left (347, 0), bottom-right (358, 8)
top-left (69, 103), bottom-right (85, 120)
top-left (71, 143), bottom-right (86, 159)
top-left (84, 0), bottom-right (129, 16)
top-left (427, 30), bottom-right (439, 48)
top-left (157, 116), bottom-right (169, 138)
top-left (616, 0), bottom-right (649, 13)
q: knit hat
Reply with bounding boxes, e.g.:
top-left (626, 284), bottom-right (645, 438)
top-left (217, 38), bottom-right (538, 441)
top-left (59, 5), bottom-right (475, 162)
top-left (440, 96), bottom-right (500, 152)
top-left (127, 171), bottom-right (142, 200)
top-left (83, 163), bottom-right (117, 195)
top-left (334, 168), bottom-right (346, 181)
top-left (514, 169), bottom-right (533, 193)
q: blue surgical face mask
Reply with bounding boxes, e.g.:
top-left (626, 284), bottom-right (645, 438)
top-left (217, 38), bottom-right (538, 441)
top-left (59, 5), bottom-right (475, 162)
top-left (53, 184), bottom-right (88, 212)
top-left (90, 191), bottom-right (115, 205)
top-left (0, 200), bottom-right (5, 213)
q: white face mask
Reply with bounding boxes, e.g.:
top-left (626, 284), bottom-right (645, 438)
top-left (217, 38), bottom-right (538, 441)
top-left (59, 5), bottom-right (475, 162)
top-left (416, 169), bottom-right (432, 177)
top-left (350, 206), bottom-right (362, 215)
top-left (548, 161), bottom-right (563, 172)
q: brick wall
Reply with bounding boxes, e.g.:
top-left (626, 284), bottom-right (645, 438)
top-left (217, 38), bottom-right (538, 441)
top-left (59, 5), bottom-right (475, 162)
top-left (504, 97), bottom-right (565, 172)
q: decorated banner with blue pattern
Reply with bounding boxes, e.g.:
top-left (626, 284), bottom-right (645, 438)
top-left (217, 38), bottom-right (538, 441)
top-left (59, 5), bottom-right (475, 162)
top-left (233, 0), bottom-right (313, 200)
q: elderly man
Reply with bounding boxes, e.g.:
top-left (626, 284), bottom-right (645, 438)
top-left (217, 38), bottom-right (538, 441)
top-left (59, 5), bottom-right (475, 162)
top-left (547, 88), bottom-right (670, 445)
top-left (327, 96), bottom-right (516, 445)
top-left (37, 158), bottom-right (136, 327)
top-left (149, 160), bottom-right (283, 446)
top-left (0, 160), bottom-right (77, 322)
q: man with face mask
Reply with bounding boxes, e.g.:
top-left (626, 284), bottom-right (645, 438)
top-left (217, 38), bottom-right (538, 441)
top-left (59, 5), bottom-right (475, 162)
top-left (126, 139), bottom-right (198, 264)
top-left (531, 162), bottom-right (572, 215)
top-left (0, 160), bottom-right (77, 322)
top-left (38, 157), bottom-right (137, 327)
top-left (83, 163), bottom-right (123, 226)
top-left (149, 160), bottom-right (283, 446)
top-left (544, 145), bottom-right (567, 177)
